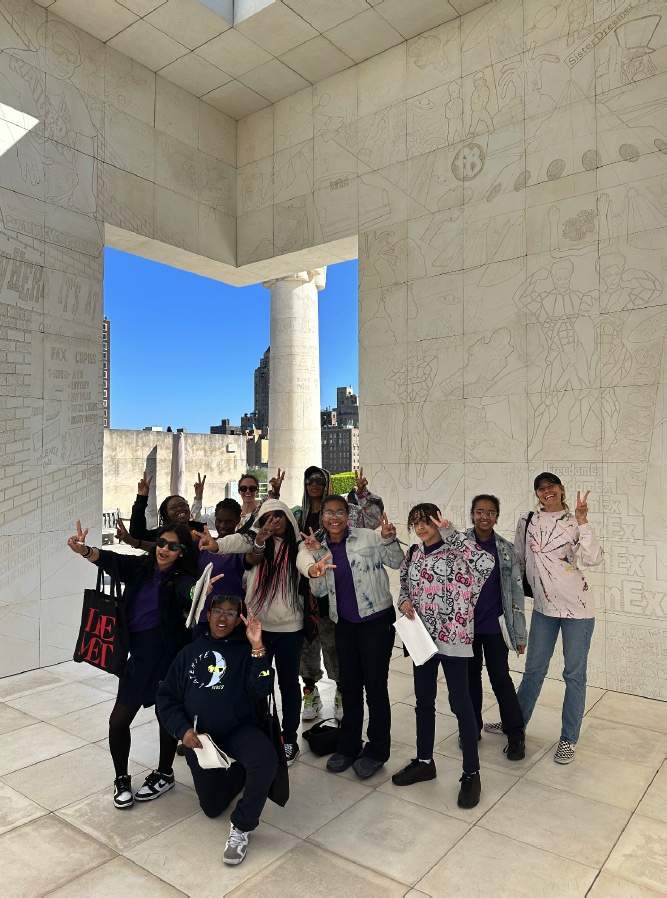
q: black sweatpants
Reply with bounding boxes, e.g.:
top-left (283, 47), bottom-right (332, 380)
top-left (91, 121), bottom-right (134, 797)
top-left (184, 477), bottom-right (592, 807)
top-left (468, 633), bottom-right (524, 739)
top-left (185, 724), bottom-right (277, 832)
top-left (415, 654), bottom-right (479, 775)
top-left (335, 608), bottom-right (395, 763)
top-left (258, 629), bottom-right (304, 745)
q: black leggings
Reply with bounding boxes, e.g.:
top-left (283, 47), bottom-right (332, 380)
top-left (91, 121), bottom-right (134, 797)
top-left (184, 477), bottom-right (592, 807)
top-left (108, 701), bottom-right (177, 778)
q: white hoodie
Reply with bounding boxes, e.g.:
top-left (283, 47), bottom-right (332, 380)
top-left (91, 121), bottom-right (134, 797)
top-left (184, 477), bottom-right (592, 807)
top-left (215, 499), bottom-right (315, 633)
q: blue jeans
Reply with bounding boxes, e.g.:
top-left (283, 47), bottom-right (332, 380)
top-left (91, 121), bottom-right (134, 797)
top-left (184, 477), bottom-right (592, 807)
top-left (517, 611), bottom-right (595, 743)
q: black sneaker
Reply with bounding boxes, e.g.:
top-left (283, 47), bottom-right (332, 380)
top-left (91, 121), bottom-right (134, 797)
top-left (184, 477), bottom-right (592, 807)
top-left (134, 769), bottom-right (175, 801)
top-left (175, 743), bottom-right (186, 756)
top-left (504, 736), bottom-right (526, 761)
top-left (352, 756), bottom-right (384, 780)
top-left (392, 759), bottom-right (437, 786)
top-left (457, 771), bottom-right (481, 809)
top-left (326, 752), bottom-right (356, 773)
top-left (284, 743), bottom-right (300, 766)
top-left (113, 774), bottom-right (133, 809)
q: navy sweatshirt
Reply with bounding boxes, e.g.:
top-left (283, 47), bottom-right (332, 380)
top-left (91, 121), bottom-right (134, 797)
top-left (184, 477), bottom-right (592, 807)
top-left (156, 630), bottom-right (274, 742)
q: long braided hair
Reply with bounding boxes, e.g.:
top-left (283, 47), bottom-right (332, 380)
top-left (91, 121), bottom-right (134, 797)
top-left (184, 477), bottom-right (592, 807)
top-left (251, 514), bottom-right (301, 614)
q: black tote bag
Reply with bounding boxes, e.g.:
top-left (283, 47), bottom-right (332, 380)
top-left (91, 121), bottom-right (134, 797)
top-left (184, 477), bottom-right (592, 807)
top-left (522, 512), bottom-right (534, 598)
top-left (73, 559), bottom-right (129, 677)
top-left (258, 692), bottom-right (290, 807)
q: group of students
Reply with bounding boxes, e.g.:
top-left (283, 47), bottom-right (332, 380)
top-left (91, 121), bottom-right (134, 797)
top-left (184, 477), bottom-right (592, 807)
top-left (67, 466), bottom-right (602, 867)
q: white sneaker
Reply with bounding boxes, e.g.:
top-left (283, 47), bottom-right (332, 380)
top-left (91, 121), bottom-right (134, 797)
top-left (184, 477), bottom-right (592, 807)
top-left (334, 688), bottom-right (343, 722)
top-left (223, 824), bottom-right (249, 865)
top-left (302, 686), bottom-right (323, 721)
top-left (134, 769), bottom-right (175, 801)
top-left (483, 722), bottom-right (503, 735)
top-left (554, 739), bottom-right (576, 764)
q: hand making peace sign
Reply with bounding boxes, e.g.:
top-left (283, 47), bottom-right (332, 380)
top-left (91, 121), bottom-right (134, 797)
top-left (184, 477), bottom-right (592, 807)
top-left (575, 490), bottom-right (590, 525)
top-left (194, 472), bottom-right (206, 501)
top-left (308, 552), bottom-right (336, 579)
top-left (380, 513), bottom-right (396, 540)
top-left (354, 467), bottom-right (368, 494)
top-left (67, 520), bottom-right (89, 554)
top-left (300, 528), bottom-right (322, 552)
top-left (269, 468), bottom-right (285, 496)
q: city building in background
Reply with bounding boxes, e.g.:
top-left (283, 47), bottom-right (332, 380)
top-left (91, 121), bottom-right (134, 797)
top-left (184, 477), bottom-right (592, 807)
top-left (253, 347), bottom-right (270, 432)
top-left (210, 418), bottom-right (245, 435)
top-left (322, 425), bottom-right (359, 474)
top-left (102, 317), bottom-right (110, 428)
top-left (321, 408), bottom-right (337, 427)
top-left (336, 386), bottom-right (359, 428)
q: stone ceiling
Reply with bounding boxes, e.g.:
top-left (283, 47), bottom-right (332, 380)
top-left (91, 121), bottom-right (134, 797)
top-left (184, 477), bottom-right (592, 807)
top-left (35, 0), bottom-right (491, 119)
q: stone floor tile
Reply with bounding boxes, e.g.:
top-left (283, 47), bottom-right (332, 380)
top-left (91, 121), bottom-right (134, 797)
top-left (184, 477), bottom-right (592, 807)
top-left (309, 791), bottom-right (469, 886)
top-left (636, 762), bottom-right (667, 824)
top-left (0, 722), bottom-right (87, 776)
top-left (127, 812), bottom-right (298, 898)
top-left (45, 857), bottom-right (187, 897)
top-left (480, 779), bottom-right (630, 867)
top-left (0, 668), bottom-right (68, 702)
top-left (509, 673), bottom-right (605, 712)
top-left (436, 728), bottom-right (551, 774)
top-left (79, 672), bottom-right (124, 695)
top-left (525, 747), bottom-right (656, 810)
top-left (0, 815), bottom-right (115, 897)
top-left (389, 653), bottom-right (414, 676)
top-left (3, 743), bottom-right (145, 811)
top-left (226, 844), bottom-right (407, 897)
top-left (0, 701), bottom-right (38, 736)
top-left (7, 681), bottom-right (111, 721)
top-left (579, 718), bottom-right (667, 768)
top-left (404, 891), bottom-right (431, 897)
top-left (52, 699), bottom-right (154, 742)
top-left (379, 751), bottom-right (518, 823)
top-left (390, 701), bottom-right (458, 747)
top-left (417, 827), bottom-right (597, 898)
top-left (262, 758), bottom-right (369, 837)
top-left (603, 815), bottom-right (667, 894)
top-left (588, 692), bottom-right (667, 735)
top-left (57, 783), bottom-right (199, 852)
top-left (587, 871), bottom-right (665, 897)
top-left (0, 781), bottom-right (48, 835)
top-left (387, 670), bottom-right (418, 703)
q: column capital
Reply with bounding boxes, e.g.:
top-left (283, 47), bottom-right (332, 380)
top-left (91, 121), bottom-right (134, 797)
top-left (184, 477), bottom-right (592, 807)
top-left (263, 267), bottom-right (326, 291)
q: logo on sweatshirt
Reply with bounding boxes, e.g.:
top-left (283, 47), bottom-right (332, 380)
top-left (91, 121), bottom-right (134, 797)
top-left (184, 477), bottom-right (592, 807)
top-left (188, 650), bottom-right (227, 690)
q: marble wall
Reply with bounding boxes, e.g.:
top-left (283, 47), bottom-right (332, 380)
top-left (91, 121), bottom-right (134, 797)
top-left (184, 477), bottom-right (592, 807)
top-left (0, 0), bottom-right (236, 676)
top-left (236, 0), bottom-right (667, 699)
top-left (1, 0), bottom-right (666, 696)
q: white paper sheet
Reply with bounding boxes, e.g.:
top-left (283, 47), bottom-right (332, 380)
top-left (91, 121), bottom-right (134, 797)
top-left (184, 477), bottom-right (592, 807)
top-left (192, 733), bottom-right (232, 770)
top-left (393, 613), bottom-right (438, 666)
top-left (186, 562), bottom-right (213, 628)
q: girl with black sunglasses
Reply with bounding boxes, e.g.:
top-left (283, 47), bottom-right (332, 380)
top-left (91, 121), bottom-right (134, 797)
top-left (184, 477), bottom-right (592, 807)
top-left (67, 520), bottom-right (198, 810)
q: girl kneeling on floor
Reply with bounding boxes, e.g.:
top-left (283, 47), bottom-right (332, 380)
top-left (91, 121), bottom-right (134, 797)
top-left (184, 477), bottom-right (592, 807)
top-left (157, 596), bottom-right (278, 867)
top-left (392, 504), bottom-right (494, 809)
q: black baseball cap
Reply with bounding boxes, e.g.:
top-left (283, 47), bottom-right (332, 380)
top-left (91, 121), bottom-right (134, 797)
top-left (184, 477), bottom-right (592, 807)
top-left (533, 472), bottom-right (562, 491)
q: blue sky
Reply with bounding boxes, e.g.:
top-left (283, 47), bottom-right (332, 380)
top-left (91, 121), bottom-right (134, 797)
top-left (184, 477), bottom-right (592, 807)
top-left (103, 249), bottom-right (359, 433)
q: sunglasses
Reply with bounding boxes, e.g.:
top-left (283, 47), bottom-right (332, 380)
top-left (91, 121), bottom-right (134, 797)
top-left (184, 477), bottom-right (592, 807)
top-left (306, 477), bottom-right (326, 486)
top-left (239, 485), bottom-right (258, 493)
top-left (258, 511), bottom-right (285, 527)
top-left (156, 538), bottom-right (185, 552)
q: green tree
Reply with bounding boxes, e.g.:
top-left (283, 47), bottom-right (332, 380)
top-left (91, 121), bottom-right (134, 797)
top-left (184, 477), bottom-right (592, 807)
top-left (330, 471), bottom-right (356, 495)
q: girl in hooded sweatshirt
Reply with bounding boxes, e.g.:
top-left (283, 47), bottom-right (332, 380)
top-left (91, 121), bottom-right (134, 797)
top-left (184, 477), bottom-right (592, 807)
top-left (198, 499), bottom-right (332, 765)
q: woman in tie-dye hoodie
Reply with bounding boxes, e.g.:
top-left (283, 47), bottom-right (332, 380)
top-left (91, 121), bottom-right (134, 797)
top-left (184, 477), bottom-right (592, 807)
top-left (392, 503), bottom-right (494, 810)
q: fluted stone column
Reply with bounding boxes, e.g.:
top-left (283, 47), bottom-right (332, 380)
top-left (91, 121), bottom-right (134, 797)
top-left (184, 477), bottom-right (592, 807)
top-left (264, 268), bottom-right (326, 508)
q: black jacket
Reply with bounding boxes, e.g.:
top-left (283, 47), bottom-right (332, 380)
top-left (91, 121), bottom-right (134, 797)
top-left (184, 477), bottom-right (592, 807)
top-left (156, 629), bottom-right (274, 742)
top-left (129, 493), bottom-right (162, 542)
top-left (95, 550), bottom-right (195, 657)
